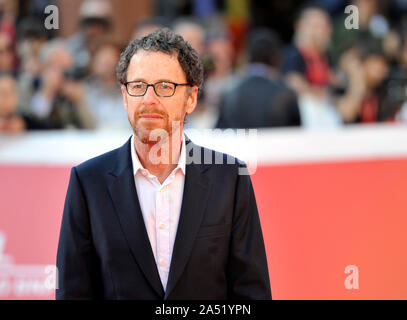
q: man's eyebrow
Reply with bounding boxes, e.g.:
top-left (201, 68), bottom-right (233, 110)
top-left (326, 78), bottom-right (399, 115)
top-left (126, 78), bottom-right (146, 82)
top-left (126, 78), bottom-right (179, 83)
top-left (155, 79), bottom-right (177, 83)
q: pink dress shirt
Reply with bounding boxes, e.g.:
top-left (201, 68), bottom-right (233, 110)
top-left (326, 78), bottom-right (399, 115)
top-left (130, 134), bottom-right (186, 292)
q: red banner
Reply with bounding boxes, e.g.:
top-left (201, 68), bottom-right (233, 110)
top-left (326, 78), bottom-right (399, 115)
top-left (1, 157), bottom-right (407, 299)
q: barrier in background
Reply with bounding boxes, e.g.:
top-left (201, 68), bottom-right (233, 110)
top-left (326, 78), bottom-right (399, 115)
top-left (1, 124), bottom-right (407, 299)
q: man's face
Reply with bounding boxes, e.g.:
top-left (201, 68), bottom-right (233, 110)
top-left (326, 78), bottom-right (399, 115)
top-left (364, 54), bottom-right (388, 88)
top-left (121, 50), bottom-right (198, 144)
top-left (297, 9), bottom-right (332, 50)
top-left (92, 45), bottom-right (119, 81)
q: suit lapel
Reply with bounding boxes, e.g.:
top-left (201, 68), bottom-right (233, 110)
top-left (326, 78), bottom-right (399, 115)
top-left (107, 138), bottom-right (164, 298)
top-left (164, 139), bottom-right (212, 299)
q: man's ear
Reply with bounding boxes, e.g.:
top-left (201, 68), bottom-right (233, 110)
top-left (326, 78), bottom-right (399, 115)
top-left (121, 85), bottom-right (128, 111)
top-left (185, 86), bottom-right (199, 114)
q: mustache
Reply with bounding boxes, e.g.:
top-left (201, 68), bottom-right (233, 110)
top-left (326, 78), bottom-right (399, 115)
top-left (136, 106), bottom-right (167, 117)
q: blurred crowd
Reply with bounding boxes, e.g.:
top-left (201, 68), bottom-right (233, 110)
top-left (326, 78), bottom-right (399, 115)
top-left (1, 0), bottom-right (407, 134)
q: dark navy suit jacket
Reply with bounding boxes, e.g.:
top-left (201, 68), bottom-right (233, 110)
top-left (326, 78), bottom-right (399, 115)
top-left (56, 136), bottom-right (271, 300)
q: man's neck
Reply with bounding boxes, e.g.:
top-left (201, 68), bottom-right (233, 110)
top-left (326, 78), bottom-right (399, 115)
top-left (134, 131), bottom-right (183, 184)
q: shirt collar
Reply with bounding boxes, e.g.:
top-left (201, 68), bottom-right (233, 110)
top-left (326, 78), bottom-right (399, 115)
top-left (130, 133), bottom-right (186, 176)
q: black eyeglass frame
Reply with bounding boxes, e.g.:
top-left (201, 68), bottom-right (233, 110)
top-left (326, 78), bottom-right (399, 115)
top-left (123, 81), bottom-right (191, 97)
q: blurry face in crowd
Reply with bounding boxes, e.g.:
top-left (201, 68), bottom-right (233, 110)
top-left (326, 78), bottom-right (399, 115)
top-left (0, 34), bottom-right (14, 72)
top-left (296, 9), bottom-right (332, 50)
top-left (0, 0), bottom-right (18, 15)
top-left (84, 23), bottom-right (109, 44)
top-left (92, 44), bottom-right (120, 82)
top-left (175, 24), bottom-right (205, 56)
top-left (364, 54), bottom-right (389, 88)
top-left (0, 76), bottom-right (18, 118)
top-left (48, 47), bottom-right (74, 71)
top-left (41, 46), bottom-right (75, 92)
top-left (121, 50), bottom-right (198, 144)
top-left (207, 37), bottom-right (234, 77)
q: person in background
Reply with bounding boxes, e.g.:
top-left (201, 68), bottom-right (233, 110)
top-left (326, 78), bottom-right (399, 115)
top-left (387, 26), bottom-right (407, 122)
top-left (83, 39), bottom-right (128, 130)
top-left (0, 0), bottom-right (18, 71)
top-left (30, 40), bottom-right (96, 129)
top-left (204, 29), bottom-right (235, 107)
top-left (0, 73), bottom-right (51, 132)
top-left (0, 73), bottom-right (24, 132)
top-left (173, 17), bottom-right (215, 129)
top-left (282, 6), bottom-right (342, 128)
top-left (336, 44), bottom-right (393, 123)
top-left (216, 28), bottom-right (301, 129)
top-left (0, 32), bottom-right (14, 73)
top-left (282, 6), bottom-right (333, 96)
top-left (188, 27), bottom-right (236, 129)
top-left (329, 0), bottom-right (389, 65)
top-left (16, 16), bottom-right (48, 114)
top-left (173, 17), bottom-right (205, 57)
top-left (65, 0), bottom-right (113, 79)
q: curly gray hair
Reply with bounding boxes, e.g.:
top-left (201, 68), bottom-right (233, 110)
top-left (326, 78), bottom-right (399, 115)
top-left (116, 28), bottom-right (204, 89)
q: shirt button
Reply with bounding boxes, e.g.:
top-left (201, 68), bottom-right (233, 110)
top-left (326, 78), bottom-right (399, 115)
top-left (159, 223), bottom-right (165, 230)
top-left (159, 260), bottom-right (166, 267)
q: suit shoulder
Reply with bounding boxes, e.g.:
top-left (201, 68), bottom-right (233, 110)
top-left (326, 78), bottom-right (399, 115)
top-left (74, 144), bottom-right (123, 176)
top-left (190, 143), bottom-right (247, 173)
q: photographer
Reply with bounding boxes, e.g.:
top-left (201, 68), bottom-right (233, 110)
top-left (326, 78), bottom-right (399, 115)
top-left (335, 43), bottom-right (400, 123)
top-left (30, 40), bottom-right (96, 129)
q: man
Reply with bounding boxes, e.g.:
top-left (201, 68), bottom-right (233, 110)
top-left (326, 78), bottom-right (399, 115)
top-left (216, 28), bottom-right (301, 129)
top-left (56, 28), bottom-right (271, 300)
top-left (0, 73), bottom-right (24, 132)
top-left (0, 73), bottom-right (53, 132)
top-left (65, 0), bottom-right (113, 79)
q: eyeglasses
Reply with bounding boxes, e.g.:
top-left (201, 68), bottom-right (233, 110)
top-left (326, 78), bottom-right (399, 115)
top-left (124, 81), bottom-right (191, 97)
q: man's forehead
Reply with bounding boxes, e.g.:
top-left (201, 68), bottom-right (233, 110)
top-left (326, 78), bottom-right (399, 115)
top-left (127, 50), bottom-right (185, 80)
top-left (129, 50), bottom-right (178, 65)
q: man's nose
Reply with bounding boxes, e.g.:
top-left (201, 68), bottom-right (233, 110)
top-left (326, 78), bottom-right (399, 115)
top-left (142, 85), bottom-right (159, 104)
